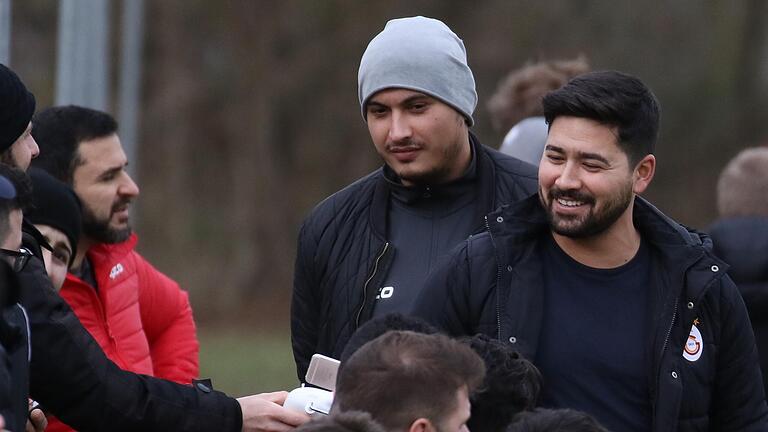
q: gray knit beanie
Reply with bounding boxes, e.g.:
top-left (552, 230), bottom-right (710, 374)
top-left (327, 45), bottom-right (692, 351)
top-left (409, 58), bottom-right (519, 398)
top-left (358, 16), bottom-right (477, 126)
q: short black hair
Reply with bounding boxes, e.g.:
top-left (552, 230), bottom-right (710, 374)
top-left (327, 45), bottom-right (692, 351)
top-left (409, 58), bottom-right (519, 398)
top-left (31, 105), bottom-right (118, 184)
top-left (507, 408), bottom-right (609, 432)
top-left (463, 334), bottom-right (542, 432)
top-left (542, 70), bottom-right (660, 165)
top-left (340, 313), bottom-right (440, 365)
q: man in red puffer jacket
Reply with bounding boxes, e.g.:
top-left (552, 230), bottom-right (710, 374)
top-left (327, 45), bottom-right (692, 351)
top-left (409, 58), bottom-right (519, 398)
top-left (31, 105), bottom-right (199, 432)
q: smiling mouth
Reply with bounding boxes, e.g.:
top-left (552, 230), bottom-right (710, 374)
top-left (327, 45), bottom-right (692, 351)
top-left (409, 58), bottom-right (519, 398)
top-left (556, 198), bottom-right (586, 207)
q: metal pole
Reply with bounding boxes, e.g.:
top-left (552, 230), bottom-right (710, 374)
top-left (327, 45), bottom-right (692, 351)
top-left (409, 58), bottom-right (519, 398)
top-left (118, 0), bottom-right (144, 179)
top-left (55, 0), bottom-right (111, 110)
top-left (0, 0), bottom-right (10, 65)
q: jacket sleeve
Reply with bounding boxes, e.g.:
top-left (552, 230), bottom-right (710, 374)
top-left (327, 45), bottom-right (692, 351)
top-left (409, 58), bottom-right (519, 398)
top-left (710, 275), bottom-right (768, 430)
top-left (20, 257), bottom-right (243, 432)
top-left (135, 254), bottom-right (199, 384)
top-left (291, 220), bottom-right (321, 382)
top-left (412, 240), bottom-right (476, 337)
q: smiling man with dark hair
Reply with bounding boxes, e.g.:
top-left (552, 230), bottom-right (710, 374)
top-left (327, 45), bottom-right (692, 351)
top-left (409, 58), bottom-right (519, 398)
top-left (414, 71), bottom-right (767, 431)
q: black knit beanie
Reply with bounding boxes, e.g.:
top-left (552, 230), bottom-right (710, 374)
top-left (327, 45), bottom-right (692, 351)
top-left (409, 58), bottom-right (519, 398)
top-left (0, 64), bottom-right (36, 152)
top-left (26, 168), bottom-right (82, 262)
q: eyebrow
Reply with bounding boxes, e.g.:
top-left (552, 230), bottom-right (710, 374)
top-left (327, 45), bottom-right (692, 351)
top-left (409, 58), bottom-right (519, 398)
top-left (545, 144), bottom-right (610, 165)
top-left (99, 164), bottom-right (125, 179)
top-left (368, 93), bottom-right (431, 108)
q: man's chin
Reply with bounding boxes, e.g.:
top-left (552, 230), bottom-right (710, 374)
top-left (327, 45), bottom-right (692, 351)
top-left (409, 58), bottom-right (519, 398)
top-left (83, 223), bottom-right (132, 244)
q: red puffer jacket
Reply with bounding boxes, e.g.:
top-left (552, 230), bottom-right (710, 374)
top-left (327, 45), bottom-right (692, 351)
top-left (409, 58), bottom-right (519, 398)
top-left (47, 234), bottom-right (199, 432)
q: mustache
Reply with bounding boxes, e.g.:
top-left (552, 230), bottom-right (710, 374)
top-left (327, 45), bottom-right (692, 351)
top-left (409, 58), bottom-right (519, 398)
top-left (111, 198), bottom-right (132, 213)
top-left (385, 138), bottom-right (423, 152)
top-left (549, 188), bottom-right (595, 205)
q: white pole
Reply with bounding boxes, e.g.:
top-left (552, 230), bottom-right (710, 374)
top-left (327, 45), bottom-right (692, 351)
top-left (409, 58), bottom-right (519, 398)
top-left (0, 0), bottom-right (10, 65)
top-left (55, 0), bottom-right (111, 110)
top-left (118, 0), bottom-right (144, 180)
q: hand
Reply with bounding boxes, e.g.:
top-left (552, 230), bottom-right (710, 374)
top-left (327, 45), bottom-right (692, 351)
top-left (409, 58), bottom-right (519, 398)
top-left (238, 391), bottom-right (310, 432)
top-left (26, 399), bottom-right (47, 432)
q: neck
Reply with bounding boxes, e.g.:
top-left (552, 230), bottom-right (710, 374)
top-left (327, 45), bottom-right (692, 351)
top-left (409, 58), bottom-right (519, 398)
top-left (71, 236), bottom-right (96, 271)
top-left (551, 204), bottom-right (641, 269)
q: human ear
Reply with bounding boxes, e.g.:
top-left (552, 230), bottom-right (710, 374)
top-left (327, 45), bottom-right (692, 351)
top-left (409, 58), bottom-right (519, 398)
top-left (409, 418), bottom-right (436, 432)
top-left (632, 154), bottom-right (656, 194)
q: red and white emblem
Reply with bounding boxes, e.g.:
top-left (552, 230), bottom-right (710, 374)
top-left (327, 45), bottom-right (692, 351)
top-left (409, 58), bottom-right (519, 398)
top-left (683, 324), bottom-right (703, 362)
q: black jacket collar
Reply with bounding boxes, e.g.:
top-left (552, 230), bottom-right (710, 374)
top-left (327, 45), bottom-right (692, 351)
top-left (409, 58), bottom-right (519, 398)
top-left (369, 132), bottom-right (497, 240)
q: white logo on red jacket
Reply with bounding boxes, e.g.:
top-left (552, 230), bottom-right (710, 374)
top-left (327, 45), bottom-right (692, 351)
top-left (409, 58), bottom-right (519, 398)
top-left (109, 263), bottom-right (124, 280)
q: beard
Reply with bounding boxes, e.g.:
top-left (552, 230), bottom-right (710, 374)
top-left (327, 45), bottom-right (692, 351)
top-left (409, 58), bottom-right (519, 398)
top-left (390, 137), bottom-right (467, 186)
top-left (539, 181), bottom-right (634, 238)
top-left (81, 200), bottom-right (133, 244)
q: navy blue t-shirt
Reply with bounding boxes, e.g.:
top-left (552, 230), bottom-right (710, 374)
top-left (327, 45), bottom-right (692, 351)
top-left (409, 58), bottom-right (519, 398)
top-left (536, 234), bottom-right (652, 431)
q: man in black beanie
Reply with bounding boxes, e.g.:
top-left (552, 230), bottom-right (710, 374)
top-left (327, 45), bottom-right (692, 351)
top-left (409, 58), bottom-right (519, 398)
top-left (0, 64), bottom-right (308, 431)
top-left (0, 64), bottom-right (39, 170)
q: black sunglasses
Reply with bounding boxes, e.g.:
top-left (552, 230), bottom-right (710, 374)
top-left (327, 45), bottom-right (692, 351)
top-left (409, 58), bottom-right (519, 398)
top-left (0, 247), bottom-right (33, 272)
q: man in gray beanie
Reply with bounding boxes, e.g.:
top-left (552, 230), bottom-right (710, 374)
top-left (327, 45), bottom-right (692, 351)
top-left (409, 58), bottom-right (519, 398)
top-left (291, 16), bottom-right (538, 380)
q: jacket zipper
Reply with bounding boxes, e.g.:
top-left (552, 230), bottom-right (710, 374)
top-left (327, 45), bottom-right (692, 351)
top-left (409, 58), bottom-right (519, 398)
top-left (485, 215), bottom-right (504, 341)
top-left (660, 298), bottom-right (678, 362)
top-left (355, 242), bottom-right (389, 329)
top-left (651, 295), bottom-right (679, 425)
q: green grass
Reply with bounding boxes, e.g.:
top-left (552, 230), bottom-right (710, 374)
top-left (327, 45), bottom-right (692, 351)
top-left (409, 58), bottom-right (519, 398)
top-left (197, 326), bottom-right (301, 397)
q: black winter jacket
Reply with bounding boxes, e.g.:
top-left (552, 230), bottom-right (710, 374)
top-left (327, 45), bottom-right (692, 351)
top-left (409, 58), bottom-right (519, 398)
top-left (709, 216), bottom-right (768, 399)
top-left (19, 229), bottom-right (243, 432)
top-left (291, 135), bottom-right (537, 380)
top-left (414, 195), bottom-right (768, 431)
top-left (0, 261), bottom-right (30, 432)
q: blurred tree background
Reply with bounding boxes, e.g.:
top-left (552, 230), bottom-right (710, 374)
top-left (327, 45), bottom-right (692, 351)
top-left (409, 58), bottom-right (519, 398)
top-left (7, 0), bottom-right (768, 393)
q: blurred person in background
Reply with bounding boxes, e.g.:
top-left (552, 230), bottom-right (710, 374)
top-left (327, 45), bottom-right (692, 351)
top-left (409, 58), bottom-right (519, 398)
top-left (0, 62), bottom-right (307, 432)
top-left (414, 71), bottom-right (767, 430)
top-left (333, 331), bottom-right (484, 432)
top-left (26, 168), bottom-right (81, 291)
top-left (709, 146), bottom-right (768, 396)
top-left (507, 408), bottom-right (608, 432)
top-left (487, 57), bottom-right (589, 166)
top-left (291, 16), bottom-right (537, 381)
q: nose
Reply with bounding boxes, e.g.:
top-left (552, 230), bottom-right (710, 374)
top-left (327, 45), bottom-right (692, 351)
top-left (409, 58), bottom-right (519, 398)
top-left (388, 110), bottom-right (412, 143)
top-left (554, 161), bottom-right (582, 191)
top-left (119, 173), bottom-right (140, 198)
top-left (28, 135), bottom-right (40, 159)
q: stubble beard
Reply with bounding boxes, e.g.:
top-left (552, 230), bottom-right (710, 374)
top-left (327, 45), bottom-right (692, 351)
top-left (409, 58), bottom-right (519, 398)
top-left (539, 182), bottom-right (634, 239)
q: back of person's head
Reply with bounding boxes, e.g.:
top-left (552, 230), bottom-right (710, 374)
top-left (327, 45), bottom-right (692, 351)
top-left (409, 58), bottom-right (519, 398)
top-left (463, 334), bottom-right (542, 432)
top-left (31, 105), bottom-right (118, 183)
top-left (542, 70), bottom-right (660, 166)
top-left (716, 147), bottom-right (768, 218)
top-left (358, 16), bottom-right (477, 126)
top-left (334, 330), bottom-right (485, 432)
top-left (296, 411), bottom-right (387, 432)
top-left (340, 313), bottom-right (440, 364)
top-left (488, 56), bottom-right (590, 132)
top-left (507, 409), bottom-right (609, 432)
top-left (0, 165), bottom-right (31, 245)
